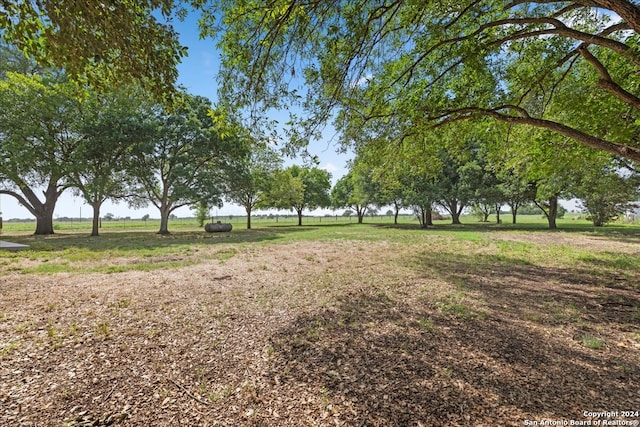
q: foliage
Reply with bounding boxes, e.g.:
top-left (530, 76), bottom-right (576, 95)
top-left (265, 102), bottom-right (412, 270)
top-left (331, 161), bottom-right (379, 224)
top-left (128, 93), bottom-right (237, 234)
top-left (0, 41), bottom-right (42, 77)
top-left (0, 72), bottom-right (82, 234)
top-left (265, 169), bottom-right (305, 214)
top-left (191, 202), bottom-right (210, 228)
top-left (0, 0), bottom-right (186, 100)
top-left (203, 1), bottom-right (640, 162)
top-left (497, 169), bottom-right (537, 224)
top-left (223, 143), bottom-right (282, 229)
top-left (273, 165), bottom-right (331, 226)
top-left (573, 163), bottom-right (639, 226)
top-left (68, 87), bottom-right (154, 236)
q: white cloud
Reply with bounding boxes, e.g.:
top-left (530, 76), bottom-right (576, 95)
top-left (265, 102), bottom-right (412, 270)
top-left (352, 73), bottom-right (373, 88)
top-left (322, 163), bottom-right (338, 173)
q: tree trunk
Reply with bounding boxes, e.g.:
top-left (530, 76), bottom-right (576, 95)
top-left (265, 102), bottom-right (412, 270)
top-left (246, 206), bottom-right (252, 230)
top-left (547, 197), bottom-right (558, 230)
top-left (495, 204), bottom-right (501, 224)
top-left (34, 212), bottom-right (55, 235)
top-left (419, 208), bottom-right (428, 228)
top-left (297, 209), bottom-right (303, 226)
top-left (394, 201), bottom-right (400, 225)
top-left (158, 206), bottom-right (171, 234)
top-left (356, 205), bottom-right (366, 224)
top-left (443, 199), bottom-right (462, 224)
top-left (510, 204), bottom-right (518, 224)
top-left (12, 182), bottom-right (60, 235)
top-left (91, 200), bottom-right (103, 237)
top-left (425, 209), bottom-right (433, 226)
top-left (417, 206), bottom-right (433, 228)
top-left (450, 204), bottom-right (462, 224)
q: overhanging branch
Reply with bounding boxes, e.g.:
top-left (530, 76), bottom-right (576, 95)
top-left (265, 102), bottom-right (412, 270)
top-left (429, 106), bottom-right (640, 162)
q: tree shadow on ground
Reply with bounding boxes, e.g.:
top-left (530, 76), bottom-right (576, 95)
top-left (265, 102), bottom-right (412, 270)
top-left (267, 253), bottom-right (640, 426)
top-left (372, 221), bottom-right (640, 244)
top-left (1, 226), bottom-right (318, 253)
top-left (413, 250), bottom-right (640, 328)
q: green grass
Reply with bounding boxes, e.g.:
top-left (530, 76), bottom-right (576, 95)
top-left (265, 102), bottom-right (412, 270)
top-left (2, 214), bottom-right (640, 277)
top-left (580, 334), bottom-right (606, 350)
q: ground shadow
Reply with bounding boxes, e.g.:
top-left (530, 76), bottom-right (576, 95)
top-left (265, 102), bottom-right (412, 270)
top-left (372, 220), bottom-right (640, 243)
top-left (0, 226), bottom-right (321, 253)
top-left (267, 252), bottom-right (640, 425)
top-left (412, 250), bottom-right (640, 328)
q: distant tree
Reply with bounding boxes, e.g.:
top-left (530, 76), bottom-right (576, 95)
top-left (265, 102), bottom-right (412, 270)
top-left (265, 169), bottom-right (306, 219)
top-left (342, 209), bottom-right (353, 217)
top-left (436, 150), bottom-right (477, 225)
top-left (141, 214), bottom-right (150, 222)
top-left (333, 161), bottom-right (380, 224)
top-left (192, 202), bottom-right (210, 227)
top-left (462, 146), bottom-right (506, 224)
top-left (497, 169), bottom-right (536, 225)
top-left (224, 144), bottom-right (281, 229)
top-left (574, 163), bottom-right (639, 226)
top-left (282, 165), bottom-right (332, 226)
top-left (104, 213), bottom-right (115, 221)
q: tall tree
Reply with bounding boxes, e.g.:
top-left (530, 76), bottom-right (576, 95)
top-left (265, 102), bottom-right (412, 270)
top-left (0, 72), bottom-right (81, 234)
top-left (1, 0), bottom-right (186, 99)
top-left (68, 88), bottom-right (154, 236)
top-left (204, 1), bottom-right (640, 162)
top-left (331, 162), bottom-right (378, 224)
top-left (129, 94), bottom-right (236, 234)
top-left (272, 165), bottom-right (331, 226)
top-left (224, 143), bottom-right (282, 229)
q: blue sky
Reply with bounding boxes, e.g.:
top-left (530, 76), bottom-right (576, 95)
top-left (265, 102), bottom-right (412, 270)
top-left (0, 11), bottom-right (352, 220)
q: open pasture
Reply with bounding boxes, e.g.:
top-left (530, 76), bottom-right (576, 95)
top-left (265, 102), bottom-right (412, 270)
top-left (1, 219), bottom-right (639, 426)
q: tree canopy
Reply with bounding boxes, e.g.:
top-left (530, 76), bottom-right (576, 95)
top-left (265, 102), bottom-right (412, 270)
top-left (203, 1), bottom-right (640, 161)
top-left (1, 0), bottom-right (186, 99)
top-left (267, 165), bottom-right (331, 226)
top-left (129, 93), bottom-right (238, 234)
top-left (224, 143), bottom-right (282, 229)
top-left (0, 72), bottom-right (82, 234)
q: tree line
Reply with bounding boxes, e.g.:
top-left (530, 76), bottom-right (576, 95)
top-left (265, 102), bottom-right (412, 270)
top-left (3, 2), bottom-right (640, 234)
top-left (0, 44), bottom-right (334, 235)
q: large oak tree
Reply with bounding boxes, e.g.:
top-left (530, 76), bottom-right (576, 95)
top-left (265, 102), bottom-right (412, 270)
top-left (0, 72), bottom-right (81, 234)
top-left (129, 93), bottom-right (238, 235)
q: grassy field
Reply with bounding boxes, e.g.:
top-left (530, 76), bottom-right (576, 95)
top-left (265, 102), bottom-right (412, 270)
top-left (1, 216), bottom-right (639, 426)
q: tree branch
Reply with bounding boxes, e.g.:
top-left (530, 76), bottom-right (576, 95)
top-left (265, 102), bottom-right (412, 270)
top-left (0, 189), bottom-right (37, 216)
top-left (430, 106), bottom-right (640, 162)
top-left (578, 45), bottom-right (640, 111)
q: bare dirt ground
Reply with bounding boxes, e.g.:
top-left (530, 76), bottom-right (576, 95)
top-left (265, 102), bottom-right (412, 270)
top-left (1, 235), bottom-right (639, 426)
